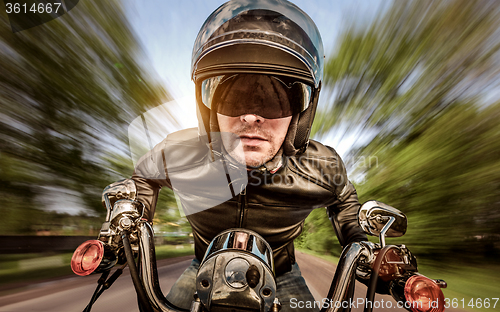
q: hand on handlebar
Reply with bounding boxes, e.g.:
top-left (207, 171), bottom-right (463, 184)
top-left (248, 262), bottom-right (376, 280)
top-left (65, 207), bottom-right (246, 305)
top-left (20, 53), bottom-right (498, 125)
top-left (102, 179), bottom-right (137, 211)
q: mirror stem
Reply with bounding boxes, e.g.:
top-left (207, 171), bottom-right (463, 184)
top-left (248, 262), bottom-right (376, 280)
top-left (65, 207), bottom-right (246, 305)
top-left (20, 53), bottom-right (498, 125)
top-left (379, 217), bottom-right (395, 247)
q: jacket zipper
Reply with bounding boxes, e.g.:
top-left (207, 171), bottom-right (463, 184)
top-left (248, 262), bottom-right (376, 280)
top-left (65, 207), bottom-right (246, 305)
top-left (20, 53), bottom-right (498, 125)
top-left (238, 186), bottom-right (246, 227)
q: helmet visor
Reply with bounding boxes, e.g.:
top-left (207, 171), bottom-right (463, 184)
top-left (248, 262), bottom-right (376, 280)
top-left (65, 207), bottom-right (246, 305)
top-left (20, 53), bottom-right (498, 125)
top-left (201, 74), bottom-right (312, 119)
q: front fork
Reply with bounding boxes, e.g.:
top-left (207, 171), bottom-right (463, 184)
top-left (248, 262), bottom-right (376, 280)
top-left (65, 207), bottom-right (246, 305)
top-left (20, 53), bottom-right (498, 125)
top-left (321, 241), bottom-right (376, 312)
top-left (136, 221), bottom-right (181, 312)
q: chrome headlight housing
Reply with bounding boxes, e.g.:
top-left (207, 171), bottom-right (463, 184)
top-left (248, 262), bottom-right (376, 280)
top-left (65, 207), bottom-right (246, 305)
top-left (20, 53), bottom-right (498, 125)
top-left (196, 229), bottom-right (276, 312)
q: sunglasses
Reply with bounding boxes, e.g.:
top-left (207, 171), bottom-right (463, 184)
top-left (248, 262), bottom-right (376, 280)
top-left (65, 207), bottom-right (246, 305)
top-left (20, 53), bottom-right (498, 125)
top-left (201, 74), bottom-right (312, 119)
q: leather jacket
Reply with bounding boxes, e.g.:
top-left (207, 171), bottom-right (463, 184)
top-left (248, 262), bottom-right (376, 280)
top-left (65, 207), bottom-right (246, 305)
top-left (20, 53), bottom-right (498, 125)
top-left (131, 128), bottom-right (367, 276)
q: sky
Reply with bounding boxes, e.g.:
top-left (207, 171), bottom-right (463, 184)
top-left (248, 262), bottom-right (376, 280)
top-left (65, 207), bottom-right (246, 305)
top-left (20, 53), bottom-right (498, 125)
top-left (124, 0), bottom-right (385, 157)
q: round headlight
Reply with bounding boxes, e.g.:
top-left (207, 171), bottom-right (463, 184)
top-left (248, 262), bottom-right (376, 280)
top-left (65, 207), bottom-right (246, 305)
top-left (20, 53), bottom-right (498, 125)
top-left (225, 258), bottom-right (250, 288)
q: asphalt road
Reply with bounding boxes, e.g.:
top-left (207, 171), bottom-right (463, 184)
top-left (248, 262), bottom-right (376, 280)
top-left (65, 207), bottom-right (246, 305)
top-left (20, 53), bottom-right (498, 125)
top-left (0, 252), bottom-right (417, 312)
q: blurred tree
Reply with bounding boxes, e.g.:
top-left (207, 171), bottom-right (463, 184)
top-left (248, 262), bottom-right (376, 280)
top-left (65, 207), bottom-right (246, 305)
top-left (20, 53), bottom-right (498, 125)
top-left (0, 1), bottom-right (172, 234)
top-left (307, 0), bottom-right (500, 262)
top-left (153, 189), bottom-right (191, 235)
top-left (314, 0), bottom-right (500, 137)
top-left (354, 102), bottom-right (500, 260)
top-left (295, 208), bottom-right (342, 257)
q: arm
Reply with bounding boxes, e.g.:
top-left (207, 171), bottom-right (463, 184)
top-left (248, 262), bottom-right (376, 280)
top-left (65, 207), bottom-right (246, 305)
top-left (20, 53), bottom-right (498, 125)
top-left (327, 183), bottom-right (367, 247)
top-left (131, 140), bottom-right (172, 222)
top-left (131, 175), bottom-right (163, 222)
top-left (320, 144), bottom-right (367, 246)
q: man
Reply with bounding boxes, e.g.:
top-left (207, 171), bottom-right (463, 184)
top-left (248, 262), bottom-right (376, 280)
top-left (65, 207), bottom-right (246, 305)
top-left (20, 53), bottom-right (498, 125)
top-left (125, 1), bottom-right (367, 311)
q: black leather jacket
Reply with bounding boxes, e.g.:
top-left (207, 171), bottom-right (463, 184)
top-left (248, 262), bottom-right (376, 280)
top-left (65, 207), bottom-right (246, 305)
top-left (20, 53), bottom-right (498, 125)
top-left (132, 128), bottom-right (367, 276)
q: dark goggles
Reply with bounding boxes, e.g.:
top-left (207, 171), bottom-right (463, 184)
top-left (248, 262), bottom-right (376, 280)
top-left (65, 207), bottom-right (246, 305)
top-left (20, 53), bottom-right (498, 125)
top-left (201, 74), bottom-right (312, 119)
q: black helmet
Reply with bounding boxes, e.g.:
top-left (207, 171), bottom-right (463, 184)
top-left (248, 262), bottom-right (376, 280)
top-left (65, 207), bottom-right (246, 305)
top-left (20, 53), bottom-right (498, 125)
top-left (191, 0), bottom-right (324, 156)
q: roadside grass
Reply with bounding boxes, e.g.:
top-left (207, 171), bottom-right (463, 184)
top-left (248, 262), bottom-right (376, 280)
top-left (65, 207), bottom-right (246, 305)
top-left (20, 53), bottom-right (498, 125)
top-left (0, 244), bottom-right (194, 289)
top-left (298, 248), bottom-right (500, 312)
top-left (417, 259), bottom-right (500, 312)
top-left (154, 244), bottom-right (194, 260)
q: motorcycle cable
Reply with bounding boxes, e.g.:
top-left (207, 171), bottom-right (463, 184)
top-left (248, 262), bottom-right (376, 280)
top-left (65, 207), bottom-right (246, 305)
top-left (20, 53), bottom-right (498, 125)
top-left (82, 263), bottom-right (127, 312)
top-left (122, 230), bottom-right (155, 312)
top-left (363, 245), bottom-right (395, 312)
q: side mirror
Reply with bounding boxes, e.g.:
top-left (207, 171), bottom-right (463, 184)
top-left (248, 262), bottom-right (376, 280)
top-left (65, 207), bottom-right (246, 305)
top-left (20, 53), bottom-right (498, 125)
top-left (358, 200), bottom-right (407, 246)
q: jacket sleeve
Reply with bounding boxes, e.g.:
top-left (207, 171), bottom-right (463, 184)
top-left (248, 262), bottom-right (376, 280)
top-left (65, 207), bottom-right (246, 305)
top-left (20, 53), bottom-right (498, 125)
top-left (321, 144), bottom-right (367, 246)
top-left (131, 140), bottom-right (172, 222)
top-left (327, 181), bottom-right (368, 247)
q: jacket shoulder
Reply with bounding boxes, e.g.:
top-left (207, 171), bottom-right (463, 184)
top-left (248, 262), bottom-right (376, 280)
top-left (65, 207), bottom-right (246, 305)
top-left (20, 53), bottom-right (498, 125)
top-left (286, 140), bottom-right (349, 196)
top-left (303, 140), bottom-right (342, 159)
top-left (134, 128), bottom-right (207, 179)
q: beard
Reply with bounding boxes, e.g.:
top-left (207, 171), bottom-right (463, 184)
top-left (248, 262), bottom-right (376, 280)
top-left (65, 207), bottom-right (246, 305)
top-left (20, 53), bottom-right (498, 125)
top-left (221, 125), bottom-right (279, 168)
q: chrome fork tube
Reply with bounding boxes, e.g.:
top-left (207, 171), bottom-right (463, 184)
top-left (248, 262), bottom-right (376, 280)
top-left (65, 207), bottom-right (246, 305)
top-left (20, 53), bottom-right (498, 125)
top-left (137, 222), bottom-right (183, 312)
top-left (321, 242), bottom-right (373, 312)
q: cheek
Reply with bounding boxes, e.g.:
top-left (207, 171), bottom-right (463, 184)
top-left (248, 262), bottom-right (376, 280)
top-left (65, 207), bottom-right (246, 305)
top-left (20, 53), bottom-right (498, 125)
top-left (217, 114), bottom-right (238, 133)
top-left (269, 117), bottom-right (292, 143)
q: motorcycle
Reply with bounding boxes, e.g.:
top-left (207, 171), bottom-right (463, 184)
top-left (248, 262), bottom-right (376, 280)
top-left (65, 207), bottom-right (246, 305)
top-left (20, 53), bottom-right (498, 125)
top-left (71, 179), bottom-right (447, 312)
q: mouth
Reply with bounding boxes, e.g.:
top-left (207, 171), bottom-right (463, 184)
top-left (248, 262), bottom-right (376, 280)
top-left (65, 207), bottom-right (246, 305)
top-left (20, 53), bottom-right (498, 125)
top-left (240, 134), bottom-right (267, 141)
top-left (239, 134), bottom-right (268, 146)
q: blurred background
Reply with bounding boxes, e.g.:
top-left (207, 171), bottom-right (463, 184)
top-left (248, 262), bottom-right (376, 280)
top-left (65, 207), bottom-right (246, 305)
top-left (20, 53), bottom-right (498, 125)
top-left (0, 0), bottom-right (499, 309)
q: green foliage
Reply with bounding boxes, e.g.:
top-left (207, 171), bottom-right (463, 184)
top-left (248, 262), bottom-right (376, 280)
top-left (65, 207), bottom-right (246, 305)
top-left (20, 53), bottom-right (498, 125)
top-left (314, 0), bottom-right (500, 138)
top-left (417, 259), bottom-right (500, 312)
top-left (296, 208), bottom-right (342, 256)
top-left (0, 1), bottom-right (171, 233)
top-left (0, 253), bottom-right (74, 288)
top-left (153, 188), bottom-right (192, 234)
top-left (154, 244), bottom-right (194, 260)
top-left (355, 102), bottom-right (500, 260)
top-left (310, 0), bottom-right (500, 263)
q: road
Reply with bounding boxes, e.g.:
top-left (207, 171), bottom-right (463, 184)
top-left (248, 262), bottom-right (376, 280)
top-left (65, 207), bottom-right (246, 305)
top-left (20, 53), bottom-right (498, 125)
top-left (0, 252), bottom-right (417, 312)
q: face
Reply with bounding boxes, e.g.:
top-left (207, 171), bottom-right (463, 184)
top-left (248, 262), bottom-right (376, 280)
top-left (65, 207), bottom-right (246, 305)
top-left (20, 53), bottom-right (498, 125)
top-left (217, 113), bottom-right (291, 167)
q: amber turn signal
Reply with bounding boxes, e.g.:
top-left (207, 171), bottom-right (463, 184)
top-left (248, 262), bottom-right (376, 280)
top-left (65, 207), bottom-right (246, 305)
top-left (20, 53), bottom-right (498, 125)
top-left (71, 240), bottom-right (106, 276)
top-left (404, 275), bottom-right (445, 312)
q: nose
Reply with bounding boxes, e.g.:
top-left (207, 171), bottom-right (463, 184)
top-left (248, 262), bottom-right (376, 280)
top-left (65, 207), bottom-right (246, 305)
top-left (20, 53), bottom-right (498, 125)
top-left (240, 114), bottom-right (263, 124)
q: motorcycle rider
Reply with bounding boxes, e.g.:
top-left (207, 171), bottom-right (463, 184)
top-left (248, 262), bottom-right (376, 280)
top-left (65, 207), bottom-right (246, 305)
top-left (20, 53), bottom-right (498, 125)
top-left (109, 1), bottom-right (368, 311)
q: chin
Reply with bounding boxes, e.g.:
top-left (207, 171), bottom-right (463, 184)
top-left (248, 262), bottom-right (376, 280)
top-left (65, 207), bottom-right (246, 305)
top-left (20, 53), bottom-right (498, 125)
top-left (243, 152), bottom-right (270, 168)
top-left (224, 143), bottom-right (275, 168)
top-left (245, 160), bottom-right (264, 168)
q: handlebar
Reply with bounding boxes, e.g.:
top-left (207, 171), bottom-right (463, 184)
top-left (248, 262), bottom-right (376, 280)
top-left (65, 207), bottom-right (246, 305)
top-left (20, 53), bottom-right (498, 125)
top-left (320, 241), bottom-right (374, 312)
top-left (134, 221), bottom-right (187, 312)
top-left (132, 221), bottom-right (381, 312)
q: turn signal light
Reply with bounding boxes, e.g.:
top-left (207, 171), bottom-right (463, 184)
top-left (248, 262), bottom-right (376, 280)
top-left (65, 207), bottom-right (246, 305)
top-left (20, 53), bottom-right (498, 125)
top-left (404, 275), bottom-right (445, 312)
top-left (71, 240), bottom-right (105, 276)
